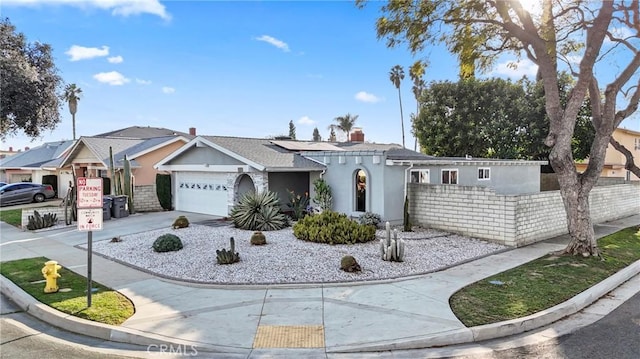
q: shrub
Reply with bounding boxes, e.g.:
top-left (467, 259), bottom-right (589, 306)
top-left (293, 211), bottom-right (376, 244)
top-left (230, 190), bottom-right (289, 231)
top-left (340, 255), bottom-right (361, 272)
top-left (287, 190), bottom-right (309, 220)
top-left (250, 231), bottom-right (267, 245)
top-left (312, 178), bottom-right (332, 212)
top-left (156, 174), bottom-right (172, 211)
top-left (153, 234), bottom-right (183, 253)
top-left (358, 212), bottom-right (382, 228)
top-left (172, 215), bottom-right (189, 229)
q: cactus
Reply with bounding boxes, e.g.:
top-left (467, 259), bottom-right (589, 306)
top-left (380, 221), bottom-right (405, 262)
top-left (216, 237), bottom-right (240, 264)
top-left (27, 211), bottom-right (58, 230)
top-left (340, 255), bottom-right (361, 272)
top-left (250, 231), bottom-right (267, 245)
top-left (123, 154), bottom-right (135, 214)
top-left (403, 195), bottom-right (411, 232)
top-left (109, 146), bottom-right (116, 195)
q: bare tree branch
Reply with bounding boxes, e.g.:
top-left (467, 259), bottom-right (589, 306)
top-left (609, 137), bottom-right (640, 179)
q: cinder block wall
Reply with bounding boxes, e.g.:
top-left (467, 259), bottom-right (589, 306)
top-left (133, 184), bottom-right (163, 212)
top-left (21, 207), bottom-right (68, 229)
top-left (409, 182), bottom-right (640, 247)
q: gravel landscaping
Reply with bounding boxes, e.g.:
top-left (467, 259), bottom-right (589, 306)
top-left (88, 224), bottom-right (508, 285)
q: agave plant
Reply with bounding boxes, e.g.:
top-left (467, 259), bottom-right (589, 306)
top-left (230, 190), bottom-right (289, 231)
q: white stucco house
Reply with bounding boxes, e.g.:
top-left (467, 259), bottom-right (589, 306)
top-left (155, 133), bottom-right (547, 224)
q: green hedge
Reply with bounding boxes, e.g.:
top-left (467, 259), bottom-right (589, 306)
top-left (293, 211), bottom-right (376, 244)
top-left (156, 174), bottom-right (172, 210)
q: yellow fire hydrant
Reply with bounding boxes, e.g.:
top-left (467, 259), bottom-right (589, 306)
top-left (41, 260), bottom-right (61, 293)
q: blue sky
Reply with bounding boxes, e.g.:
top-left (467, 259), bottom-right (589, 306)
top-left (2, 0), bottom-right (639, 152)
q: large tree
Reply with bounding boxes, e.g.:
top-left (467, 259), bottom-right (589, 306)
top-left (312, 127), bottom-right (322, 142)
top-left (409, 60), bottom-right (426, 151)
top-left (389, 65), bottom-right (406, 147)
top-left (415, 74), bottom-right (594, 160)
top-left (63, 83), bottom-right (82, 140)
top-left (1, 18), bottom-right (63, 140)
top-left (288, 120), bottom-right (296, 140)
top-left (359, 0), bottom-right (640, 256)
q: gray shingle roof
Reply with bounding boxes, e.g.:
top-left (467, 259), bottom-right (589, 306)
top-left (0, 140), bottom-right (74, 168)
top-left (202, 136), bottom-right (325, 171)
top-left (94, 126), bottom-right (193, 139)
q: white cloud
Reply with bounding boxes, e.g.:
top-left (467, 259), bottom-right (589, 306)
top-left (136, 78), bottom-right (152, 85)
top-left (65, 45), bottom-right (109, 61)
top-left (492, 59), bottom-right (538, 78)
top-left (255, 35), bottom-right (290, 52)
top-left (4, 0), bottom-right (171, 20)
top-left (162, 86), bottom-right (175, 94)
top-left (297, 116), bottom-right (315, 125)
top-left (355, 91), bottom-right (381, 103)
top-left (107, 55), bottom-right (124, 64)
top-left (93, 71), bottom-right (130, 85)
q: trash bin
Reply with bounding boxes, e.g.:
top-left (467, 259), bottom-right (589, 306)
top-left (111, 195), bottom-right (129, 218)
top-left (103, 196), bottom-right (112, 221)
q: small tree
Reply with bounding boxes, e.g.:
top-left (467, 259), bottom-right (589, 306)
top-left (288, 120), bottom-right (296, 140)
top-left (328, 126), bottom-right (337, 142)
top-left (312, 127), bottom-right (322, 141)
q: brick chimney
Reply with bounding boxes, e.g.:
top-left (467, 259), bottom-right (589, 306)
top-left (189, 127), bottom-right (196, 136)
top-left (350, 128), bottom-right (364, 142)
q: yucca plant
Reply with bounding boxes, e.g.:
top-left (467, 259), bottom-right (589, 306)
top-left (230, 190), bottom-right (289, 231)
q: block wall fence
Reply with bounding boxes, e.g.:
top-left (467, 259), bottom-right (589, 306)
top-left (408, 182), bottom-right (640, 247)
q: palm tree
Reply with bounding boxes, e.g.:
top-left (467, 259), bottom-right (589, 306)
top-left (409, 61), bottom-right (426, 151)
top-left (389, 65), bottom-right (405, 148)
top-left (331, 113), bottom-right (359, 142)
top-left (63, 84), bottom-right (82, 140)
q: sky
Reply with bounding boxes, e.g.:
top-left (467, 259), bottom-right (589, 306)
top-left (2, 0), bottom-right (639, 152)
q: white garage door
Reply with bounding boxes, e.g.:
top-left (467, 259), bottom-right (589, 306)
top-left (176, 172), bottom-right (229, 216)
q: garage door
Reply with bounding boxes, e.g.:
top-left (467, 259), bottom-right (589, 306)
top-left (176, 172), bottom-right (229, 216)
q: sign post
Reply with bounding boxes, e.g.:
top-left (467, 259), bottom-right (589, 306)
top-left (77, 177), bottom-right (103, 307)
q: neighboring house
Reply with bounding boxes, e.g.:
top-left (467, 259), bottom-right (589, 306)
top-left (575, 127), bottom-right (640, 181)
top-left (156, 133), bottom-right (547, 223)
top-left (59, 134), bottom-right (190, 211)
top-left (0, 140), bottom-right (75, 196)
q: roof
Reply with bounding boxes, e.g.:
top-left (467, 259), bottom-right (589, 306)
top-left (0, 140), bottom-right (75, 169)
top-left (202, 136), bottom-right (325, 171)
top-left (60, 135), bottom-right (187, 169)
top-left (94, 126), bottom-right (194, 139)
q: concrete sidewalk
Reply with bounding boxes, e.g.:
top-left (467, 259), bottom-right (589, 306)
top-left (1, 211), bottom-right (639, 358)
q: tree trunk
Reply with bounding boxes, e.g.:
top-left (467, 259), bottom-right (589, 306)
top-left (398, 88), bottom-right (405, 148)
top-left (72, 113), bottom-right (76, 140)
top-left (559, 183), bottom-right (598, 256)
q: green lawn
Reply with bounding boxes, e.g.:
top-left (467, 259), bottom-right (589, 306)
top-left (450, 226), bottom-right (640, 327)
top-left (0, 208), bottom-right (23, 227)
top-left (1, 257), bottom-right (134, 325)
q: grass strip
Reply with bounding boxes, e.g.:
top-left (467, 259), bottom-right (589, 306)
top-left (1, 256), bottom-right (134, 325)
top-left (0, 208), bottom-right (23, 227)
top-left (450, 226), bottom-right (640, 327)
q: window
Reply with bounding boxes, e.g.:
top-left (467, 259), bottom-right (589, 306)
top-left (478, 168), bottom-right (490, 180)
top-left (355, 169), bottom-right (367, 212)
top-left (410, 169), bottom-right (430, 183)
top-left (441, 169), bottom-right (458, 184)
top-left (635, 138), bottom-right (640, 150)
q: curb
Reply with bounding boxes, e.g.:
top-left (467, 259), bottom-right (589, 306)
top-left (2, 259), bottom-right (639, 354)
top-left (0, 275), bottom-right (251, 355)
top-left (325, 259), bottom-right (640, 353)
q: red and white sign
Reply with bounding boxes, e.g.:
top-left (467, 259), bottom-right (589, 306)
top-left (77, 177), bottom-right (103, 208)
top-left (77, 208), bottom-right (103, 231)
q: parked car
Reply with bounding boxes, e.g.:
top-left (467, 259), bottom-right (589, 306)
top-left (0, 182), bottom-right (6, 187)
top-left (0, 183), bottom-right (56, 206)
